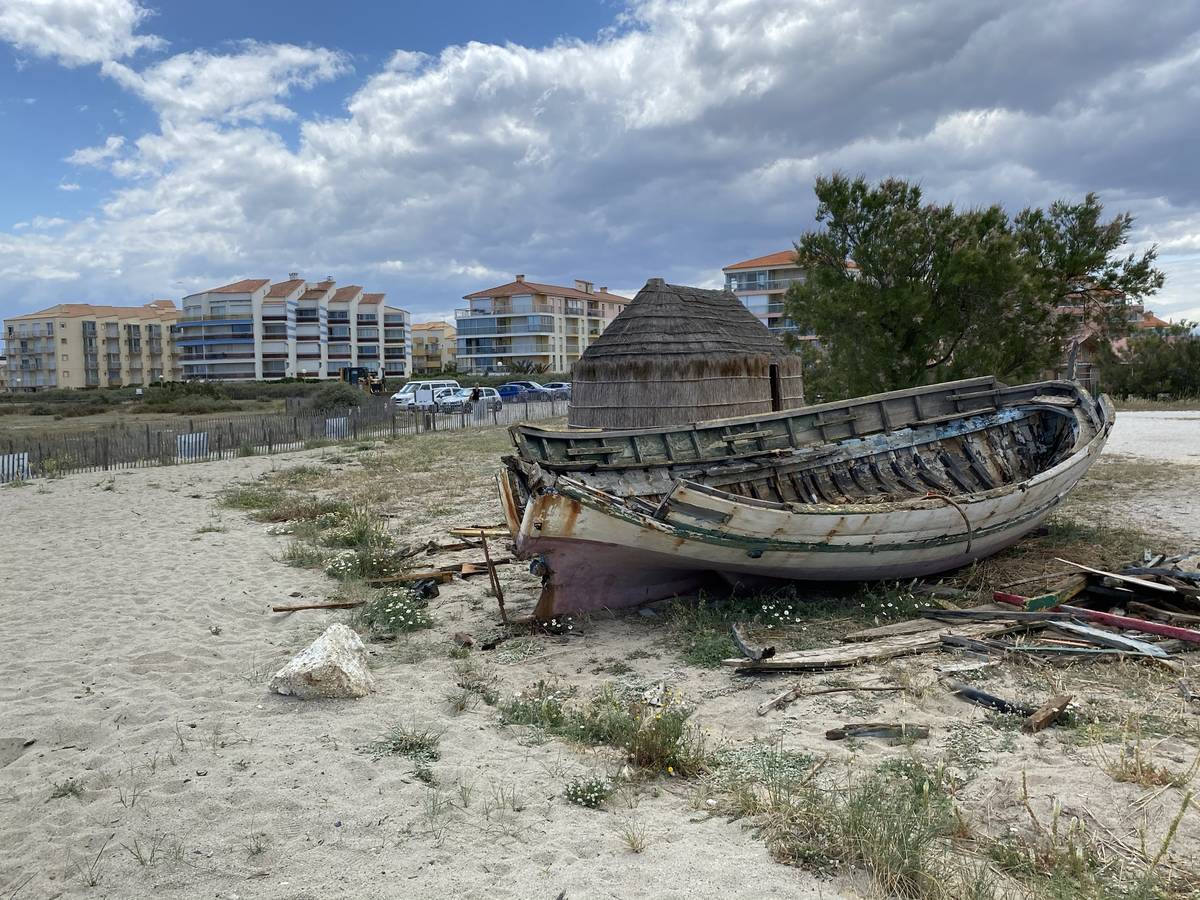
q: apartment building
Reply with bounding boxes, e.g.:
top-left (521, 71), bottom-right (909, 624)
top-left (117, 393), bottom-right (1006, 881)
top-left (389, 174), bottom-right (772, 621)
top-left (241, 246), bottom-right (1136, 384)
top-left (177, 275), bottom-right (411, 381)
top-left (456, 275), bottom-right (629, 374)
top-left (4, 300), bottom-right (179, 392)
top-left (412, 321), bottom-right (457, 374)
top-left (721, 250), bottom-right (812, 341)
top-left (0, 352), bottom-right (7, 392)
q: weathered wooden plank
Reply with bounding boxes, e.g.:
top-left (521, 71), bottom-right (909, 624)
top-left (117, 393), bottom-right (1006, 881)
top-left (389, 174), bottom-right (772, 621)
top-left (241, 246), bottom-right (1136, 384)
top-left (723, 621), bottom-right (1018, 670)
top-left (1023, 695), bottom-right (1073, 733)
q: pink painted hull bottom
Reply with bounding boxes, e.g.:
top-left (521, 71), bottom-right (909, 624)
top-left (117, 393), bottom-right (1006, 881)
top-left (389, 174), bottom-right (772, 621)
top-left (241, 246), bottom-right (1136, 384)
top-left (521, 525), bottom-right (1037, 618)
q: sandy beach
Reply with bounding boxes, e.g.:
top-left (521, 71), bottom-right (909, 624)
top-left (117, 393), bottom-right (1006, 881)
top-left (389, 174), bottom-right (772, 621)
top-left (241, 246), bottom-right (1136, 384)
top-left (2, 410), bottom-right (1199, 899)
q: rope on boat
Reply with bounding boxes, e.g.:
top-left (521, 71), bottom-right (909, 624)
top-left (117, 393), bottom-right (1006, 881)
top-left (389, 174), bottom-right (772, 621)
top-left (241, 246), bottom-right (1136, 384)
top-left (924, 491), bottom-right (974, 554)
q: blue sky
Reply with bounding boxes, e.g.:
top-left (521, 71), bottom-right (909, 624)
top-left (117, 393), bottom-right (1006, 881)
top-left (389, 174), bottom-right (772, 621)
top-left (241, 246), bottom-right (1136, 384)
top-left (1, 0), bottom-right (1199, 326)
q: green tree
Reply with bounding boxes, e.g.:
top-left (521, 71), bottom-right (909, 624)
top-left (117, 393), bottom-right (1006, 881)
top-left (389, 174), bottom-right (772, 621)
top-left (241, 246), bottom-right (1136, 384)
top-left (1095, 324), bottom-right (1200, 398)
top-left (786, 175), bottom-right (1164, 399)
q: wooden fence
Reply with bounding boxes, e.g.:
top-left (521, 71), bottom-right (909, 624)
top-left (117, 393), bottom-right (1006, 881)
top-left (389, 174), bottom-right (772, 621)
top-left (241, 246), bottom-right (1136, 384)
top-left (0, 397), bottom-right (566, 482)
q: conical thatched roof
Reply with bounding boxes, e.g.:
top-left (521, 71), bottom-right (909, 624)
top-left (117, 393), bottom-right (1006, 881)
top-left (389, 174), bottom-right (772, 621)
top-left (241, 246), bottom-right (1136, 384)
top-left (581, 279), bottom-right (790, 360)
top-left (568, 279), bottom-right (805, 429)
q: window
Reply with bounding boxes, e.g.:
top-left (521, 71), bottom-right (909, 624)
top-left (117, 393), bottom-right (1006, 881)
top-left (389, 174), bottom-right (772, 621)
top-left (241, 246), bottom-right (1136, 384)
top-left (61, 337), bottom-right (67, 344)
top-left (62, 353), bottom-right (69, 361)
top-left (63, 370), bottom-right (70, 378)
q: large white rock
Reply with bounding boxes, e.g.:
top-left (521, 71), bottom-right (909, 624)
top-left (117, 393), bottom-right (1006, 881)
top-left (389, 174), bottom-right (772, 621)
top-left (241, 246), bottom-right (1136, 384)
top-left (269, 624), bottom-right (376, 700)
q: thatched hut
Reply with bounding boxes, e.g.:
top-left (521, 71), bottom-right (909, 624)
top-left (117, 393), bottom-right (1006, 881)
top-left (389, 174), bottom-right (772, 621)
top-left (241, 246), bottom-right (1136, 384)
top-left (568, 278), bottom-right (805, 429)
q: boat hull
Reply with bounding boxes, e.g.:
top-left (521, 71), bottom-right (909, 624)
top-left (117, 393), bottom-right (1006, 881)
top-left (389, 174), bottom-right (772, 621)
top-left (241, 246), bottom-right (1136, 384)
top-left (502, 393), bottom-right (1113, 618)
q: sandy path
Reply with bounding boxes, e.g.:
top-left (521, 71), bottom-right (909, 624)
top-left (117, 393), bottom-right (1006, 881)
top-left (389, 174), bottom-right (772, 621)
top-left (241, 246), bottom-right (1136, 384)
top-left (0, 449), bottom-right (822, 900)
top-left (1103, 410), bottom-right (1200, 464)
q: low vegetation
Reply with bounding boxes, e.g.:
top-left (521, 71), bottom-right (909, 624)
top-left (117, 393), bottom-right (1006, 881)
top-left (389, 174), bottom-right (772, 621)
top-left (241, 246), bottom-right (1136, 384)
top-left (564, 774), bottom-right (614, 809)
top-left (500, 681), bottom-right (708, 777)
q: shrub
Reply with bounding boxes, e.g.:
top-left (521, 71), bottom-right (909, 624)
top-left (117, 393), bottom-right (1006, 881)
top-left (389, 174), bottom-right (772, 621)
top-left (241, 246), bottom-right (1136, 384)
top-left (322, 547), bottom-right (403, 580)
top-left (500, 681), bottom-right (708, 777)
top-left (353, 588), bottom-right (433, 637)
top-left (365, 721), bottom-right (444, 765)
top-left (564, 775), bottom-right (613, 810)
top-left (319, 506), bottom-right (392, 551)
top-left (306, 382), bottom-right (363, 413)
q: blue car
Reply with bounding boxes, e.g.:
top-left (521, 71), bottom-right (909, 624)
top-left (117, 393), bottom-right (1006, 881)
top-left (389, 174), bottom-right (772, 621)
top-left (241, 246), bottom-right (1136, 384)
top-left (498, 381), bottom-right (554, 401)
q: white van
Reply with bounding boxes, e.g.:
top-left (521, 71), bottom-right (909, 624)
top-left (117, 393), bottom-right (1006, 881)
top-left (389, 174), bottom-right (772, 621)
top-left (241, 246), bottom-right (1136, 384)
top-left (391, 380), bottom-right (461, 409)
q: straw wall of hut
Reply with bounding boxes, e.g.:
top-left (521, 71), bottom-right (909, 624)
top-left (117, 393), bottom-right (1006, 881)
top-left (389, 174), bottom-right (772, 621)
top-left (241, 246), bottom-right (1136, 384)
top-left (568, 279), bottom-right (805, 429)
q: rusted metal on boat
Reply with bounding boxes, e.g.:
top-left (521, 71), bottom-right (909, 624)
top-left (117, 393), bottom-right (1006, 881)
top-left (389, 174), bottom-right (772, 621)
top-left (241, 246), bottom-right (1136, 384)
top-left (499, 377), bottom-right (1114, 618)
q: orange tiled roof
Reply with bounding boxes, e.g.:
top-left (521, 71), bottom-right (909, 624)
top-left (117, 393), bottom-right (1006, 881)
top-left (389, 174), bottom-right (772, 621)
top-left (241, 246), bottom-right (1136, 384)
top-left (267, 278), bottom-right (305, 298)
top-left (463, 280), bottom-right (630, 303)
top-left (300, 287), bottom-right (331, 300)
top-left (8, 301), bottom-right (179, 321)
top-left (359, 293), bottom-right (384, 305)
top-left (724, 250), bottom-right (859, 271)
top-left (210, 278), bottom-right (270, 293)
top-left (1139, 311), bottom-right (1170, 328)
top-left (723, 250), bottom-right (798, 271)
top-left (332, 285), bottom-right (363, 302)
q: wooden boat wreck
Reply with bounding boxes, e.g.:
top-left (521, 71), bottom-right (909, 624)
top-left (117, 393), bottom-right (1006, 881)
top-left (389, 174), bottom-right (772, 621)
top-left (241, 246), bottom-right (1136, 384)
top-left (499, 376), bottom-right (1114, 618)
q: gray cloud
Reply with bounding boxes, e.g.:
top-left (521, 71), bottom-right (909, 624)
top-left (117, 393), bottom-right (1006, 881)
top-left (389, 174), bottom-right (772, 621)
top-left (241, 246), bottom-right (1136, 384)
top-left (1, 0), bottom-right (1199, 324)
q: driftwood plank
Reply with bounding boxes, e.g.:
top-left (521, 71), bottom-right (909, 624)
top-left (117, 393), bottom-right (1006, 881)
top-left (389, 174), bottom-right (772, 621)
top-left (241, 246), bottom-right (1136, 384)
top-left (844, 603), bottom-right (1008, 641)
top-left (369, 570), bottom-right (454, 585)
top-left (1054, 558), bottom-right (1175, 594)
top-left (450, 527), bottom-right (510, 537)
top-left (272, 600), bottom-right (365, 613)
top-left (723, 622), bottom-right (1017, 671)
top-left (1023, 694), bottom-right (1073, 733)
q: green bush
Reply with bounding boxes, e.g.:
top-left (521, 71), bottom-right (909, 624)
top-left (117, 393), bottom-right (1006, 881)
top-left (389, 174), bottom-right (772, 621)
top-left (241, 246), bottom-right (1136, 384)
top-left (306, 381), bottom-right (364, 413)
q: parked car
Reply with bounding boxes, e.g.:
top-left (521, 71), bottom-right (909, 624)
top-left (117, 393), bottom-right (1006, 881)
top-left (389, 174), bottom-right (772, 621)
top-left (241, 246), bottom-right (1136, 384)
top-left (437, 387), bottom-right (502, 414)
top-left (498, 381), bottom-right (554, 402)
top-left (391, 380), bottom-right (461, 409)
top-left (542, 382), bottom-right (571, 399)
top-left (390, 379), bottom-right (460, 406)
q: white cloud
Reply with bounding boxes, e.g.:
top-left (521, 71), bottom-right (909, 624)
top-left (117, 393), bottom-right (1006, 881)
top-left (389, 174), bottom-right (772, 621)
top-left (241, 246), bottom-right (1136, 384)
top-left (103, 41), bottom-right (350, 125)
top-left (67, 135), bottom-right (125, 167)
top-left (0, 0), bottom-right (1199, 324)
top-left (57, 181), bottom-right (80, 191)
top-left (0, 0), bottom-right (163, 67)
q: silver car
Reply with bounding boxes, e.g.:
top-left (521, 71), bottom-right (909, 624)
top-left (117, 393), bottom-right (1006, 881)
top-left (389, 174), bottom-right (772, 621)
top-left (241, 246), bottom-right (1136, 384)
top-left (437, 387), bottom-right (503, 413)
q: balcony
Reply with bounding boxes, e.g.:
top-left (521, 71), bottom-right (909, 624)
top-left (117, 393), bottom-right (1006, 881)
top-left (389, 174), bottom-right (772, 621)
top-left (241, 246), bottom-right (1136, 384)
top-left (456, 299), bottom-right (557, 317)
top-left (178, 314), bottom-right (255, 324)
top-left (727, 276), bottom-right (804, 293)
top-left (459, 342), bottom-right (553, 357)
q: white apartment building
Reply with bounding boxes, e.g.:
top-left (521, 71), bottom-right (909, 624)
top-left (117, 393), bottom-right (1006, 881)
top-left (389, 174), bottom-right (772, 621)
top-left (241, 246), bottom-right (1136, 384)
top-left (456, 275), bottom-right (628, 374)
top-left (177, 276), bottom-right (411, 381)
top-left (723, 250), bottom-right (859, 343)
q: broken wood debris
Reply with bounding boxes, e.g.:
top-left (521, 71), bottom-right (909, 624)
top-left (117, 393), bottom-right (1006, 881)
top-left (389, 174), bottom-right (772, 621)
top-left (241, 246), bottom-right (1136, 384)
top-left (731, 623), bottom-right (775, 661)
top-left (723, 621), bottom-right (1019, 671)
top-left (825, 723), bottom-right (929, 742)
top-left (942, 679), bottom-right (1034, 716)
top-left (272, 600), bottom-right (365, 613)
top-left (1023, 694), bottom-right (1073, 733)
